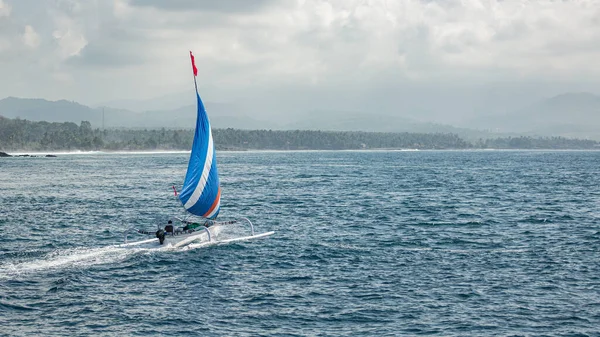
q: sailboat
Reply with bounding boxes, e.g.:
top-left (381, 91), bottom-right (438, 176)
top-left (121, 52), bottom-right (274, 249)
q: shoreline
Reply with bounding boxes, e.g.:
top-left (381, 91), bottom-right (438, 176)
top-left (2, 148), bottom-right (600, 157)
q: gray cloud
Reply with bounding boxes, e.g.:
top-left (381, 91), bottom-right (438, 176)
top-left (128, 0), bottom-right (278, 13)
top-left (65, 28), bottom-right (149, 67)
top-left (66, 43), bottom-right (144, 67)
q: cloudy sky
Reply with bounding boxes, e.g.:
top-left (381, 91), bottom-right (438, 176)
top-left (1, 0), bottom-right (599, 124)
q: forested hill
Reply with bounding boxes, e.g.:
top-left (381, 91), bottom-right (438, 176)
top-left (0, 116), bottom-right (598, 152)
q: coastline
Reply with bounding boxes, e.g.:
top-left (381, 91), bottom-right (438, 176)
top-left (2, 148), bottom-right (600, 157)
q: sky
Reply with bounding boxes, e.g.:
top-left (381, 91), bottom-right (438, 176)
top-left (1, 0), bottom-right (599, 124)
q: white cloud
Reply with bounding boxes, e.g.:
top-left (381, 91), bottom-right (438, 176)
top-left (51, 9), bottom-right (87, 58)
top-left (0, 0), bottom-right (11, 17)
top-left (22, 24), bottom-right (39, 48)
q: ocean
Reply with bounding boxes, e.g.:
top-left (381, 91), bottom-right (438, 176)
top-left (1, 150), bottom-right (599, 336)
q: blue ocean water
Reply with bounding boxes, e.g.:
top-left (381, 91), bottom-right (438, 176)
top-left (1, 150), bottom-right (599, 336)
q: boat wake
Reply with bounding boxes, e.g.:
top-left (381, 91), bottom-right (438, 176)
top-left (2, 225), bottom-right (273, 279)
top-left (1, 246), bottom-right (141, 279)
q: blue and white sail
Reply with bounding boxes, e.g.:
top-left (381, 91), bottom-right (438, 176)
top-left (178, 51), bottom-right (221, 219)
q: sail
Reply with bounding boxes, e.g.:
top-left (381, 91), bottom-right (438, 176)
top-left (178, 65), bottom-right (221, 219)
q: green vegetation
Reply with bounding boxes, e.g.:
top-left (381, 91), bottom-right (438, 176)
top-left (0, 117), bottom-right (103, 151)
top-left (0, 116), bottom-right (598, 152)
top-left (475, 136), bottom-right (599, 149)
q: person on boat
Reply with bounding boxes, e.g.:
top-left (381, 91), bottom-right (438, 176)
top-left (154, 220), bottom-right (175, 245)
top-left (164, 220), bottom-right (174, 233)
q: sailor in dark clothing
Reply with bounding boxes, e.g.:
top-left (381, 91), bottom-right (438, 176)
top-left (164, 220), bottom-right (174, 233)
top-left (156, 220), bottom-right (175, 245)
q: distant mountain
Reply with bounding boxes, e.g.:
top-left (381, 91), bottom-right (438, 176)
top-left (139, 103), bottom-right (271, 130)
top-left (0, 97), bottom-right (273, 130)
top-left (281, 110), bottom-right (491, 141)
top-left (0, 97), bottom-right (100, 125)
top-left (7, 93), bottom-right (598, 140)
top-left (469, 92), bottom-right (600, 139)
top-left (0, 96), bottom-right (501, 139)
top-left (283, 110), bottom-right (413, 132)
top-left (94, 91), bottom-right (194, 112)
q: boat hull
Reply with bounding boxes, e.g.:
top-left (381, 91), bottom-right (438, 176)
top-left (117, 225), bottom-right (273, 250)
top-left (121, 225), bottom-right (222, 248)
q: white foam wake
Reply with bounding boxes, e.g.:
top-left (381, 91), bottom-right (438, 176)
top-left (1, 246), bottom-right (142, 279)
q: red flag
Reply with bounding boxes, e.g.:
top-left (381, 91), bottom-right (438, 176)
top-left (189, 51), bottom-right (198, 76)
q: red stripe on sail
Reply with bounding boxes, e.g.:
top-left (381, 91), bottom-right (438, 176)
top-left (203, 187), bottom-right (221, 218)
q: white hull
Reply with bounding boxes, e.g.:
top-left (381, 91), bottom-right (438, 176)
top-left (119, 223), bottom-right (274, 250)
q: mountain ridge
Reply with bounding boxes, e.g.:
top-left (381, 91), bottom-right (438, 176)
top-left (2, 92), bottom-right (600, 140)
